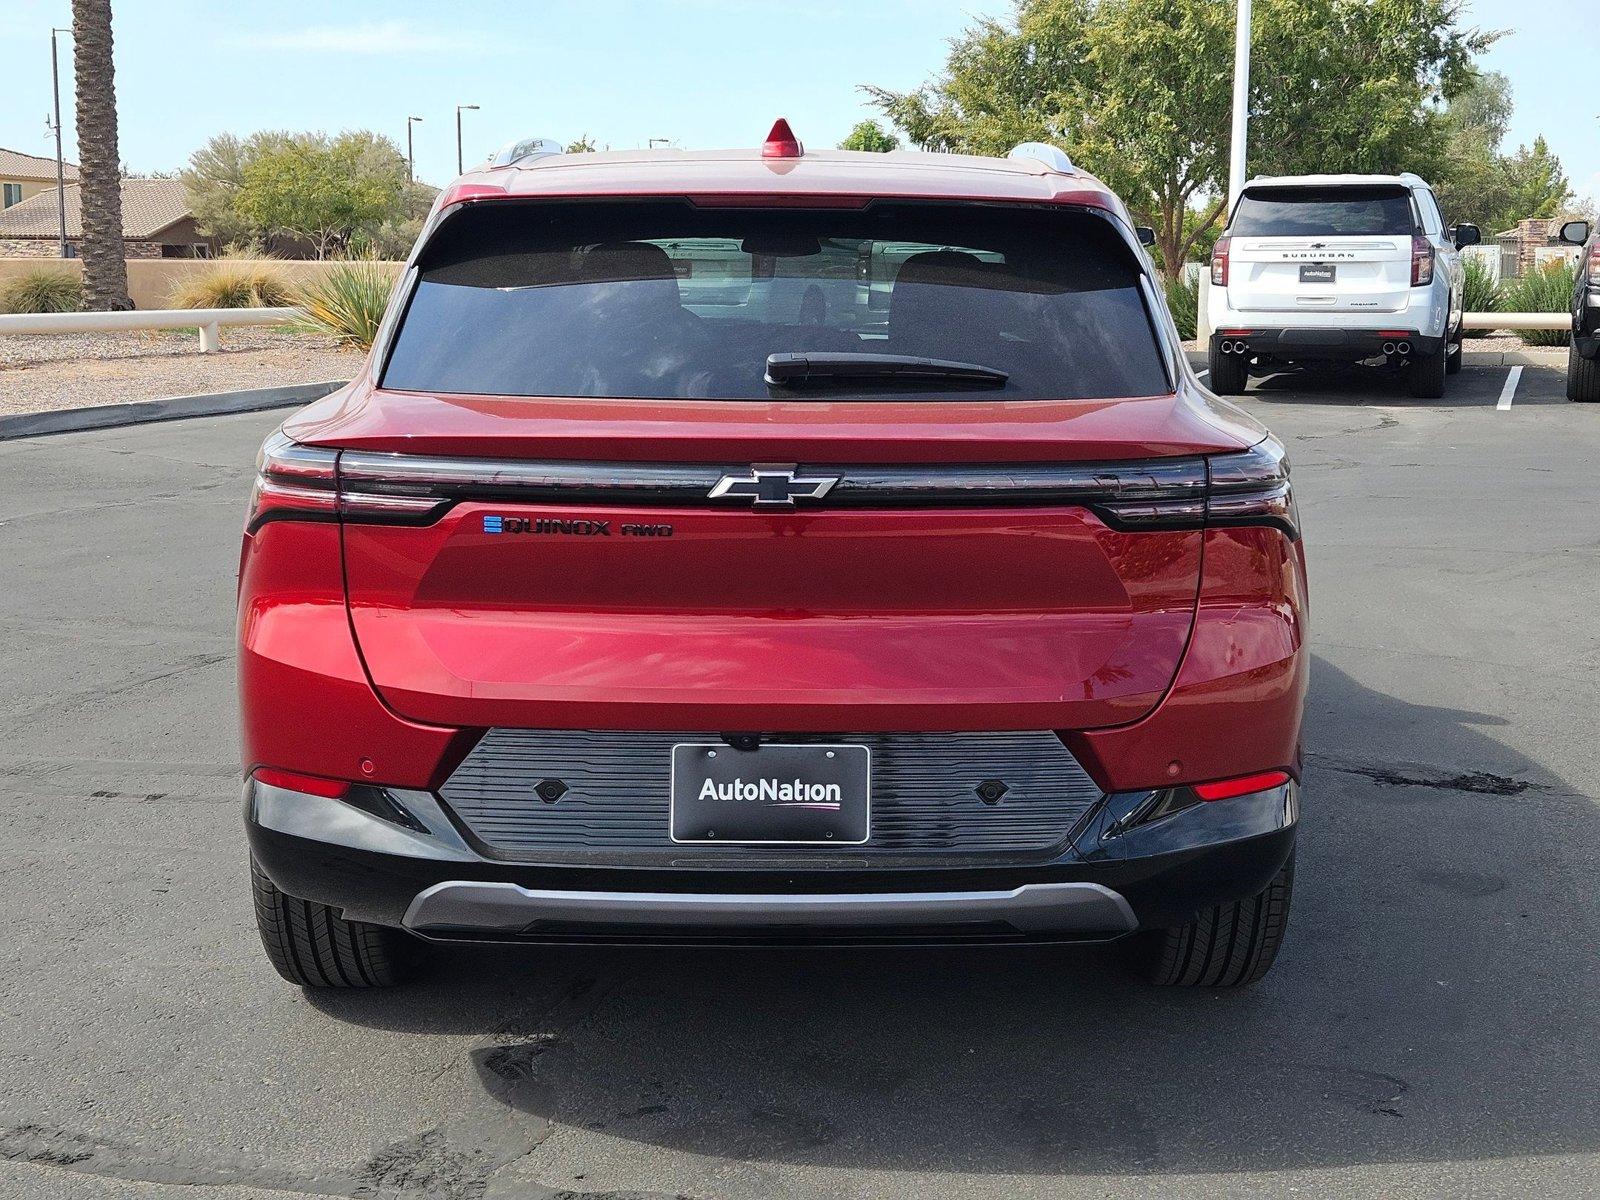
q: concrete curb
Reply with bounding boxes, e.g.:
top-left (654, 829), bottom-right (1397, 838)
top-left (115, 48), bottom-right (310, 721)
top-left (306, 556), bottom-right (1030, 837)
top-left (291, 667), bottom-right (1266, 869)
top-left (0, 379), bottom-right (349, 441)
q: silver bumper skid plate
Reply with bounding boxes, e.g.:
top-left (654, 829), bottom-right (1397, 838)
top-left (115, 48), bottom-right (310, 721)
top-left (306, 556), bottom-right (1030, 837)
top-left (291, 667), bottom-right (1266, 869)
top-left (402, 880), bottom-right (1137, 936)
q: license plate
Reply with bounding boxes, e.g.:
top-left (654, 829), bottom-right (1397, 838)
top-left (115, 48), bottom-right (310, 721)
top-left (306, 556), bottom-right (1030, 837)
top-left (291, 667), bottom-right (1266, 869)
top-left (670, 743), bottom-right (870, 845)
top-left (1299, 263), bottom-right (1336, 284)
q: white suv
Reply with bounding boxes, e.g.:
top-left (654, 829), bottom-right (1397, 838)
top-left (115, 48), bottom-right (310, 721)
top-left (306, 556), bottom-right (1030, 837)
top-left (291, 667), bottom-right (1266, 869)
top-left (1206, 173), bottom-right (1479, 398)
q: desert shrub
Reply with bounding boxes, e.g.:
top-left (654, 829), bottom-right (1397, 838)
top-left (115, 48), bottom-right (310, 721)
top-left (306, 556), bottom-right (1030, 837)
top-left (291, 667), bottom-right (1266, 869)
top-left (1164, 272), bottom-right (1199, 341)
top-left (1460, 257), bottom-right (1502, 339)
top-left (1502, 261), bottom-right (1575, 347)
top-left (169, 262), bottom-right (293, 309)
top-left (0, 267), bottom-right (82, 314)
top-left (291, 260), bottom-right (395, 349)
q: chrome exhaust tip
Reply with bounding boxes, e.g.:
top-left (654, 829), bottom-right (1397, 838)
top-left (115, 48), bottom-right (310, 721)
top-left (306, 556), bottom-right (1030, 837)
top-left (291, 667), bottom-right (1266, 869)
top-left (1382, 342), bottom-right (1396, 356)
top-left (1397, 340), bottom-right (1412, 356)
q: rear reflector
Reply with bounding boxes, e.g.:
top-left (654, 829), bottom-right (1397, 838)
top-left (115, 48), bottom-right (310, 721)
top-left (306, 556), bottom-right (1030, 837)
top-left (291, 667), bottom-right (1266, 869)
top-left (252, 767), bottom-right (350, 798)
top-left (1193, 770), bottom-right (1291, 801)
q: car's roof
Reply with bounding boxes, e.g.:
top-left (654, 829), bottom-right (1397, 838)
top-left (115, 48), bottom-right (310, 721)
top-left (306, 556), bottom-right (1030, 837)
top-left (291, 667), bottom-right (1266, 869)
top-left (441, 144), bottom-right (1130, 217)
top-left (1243, 172), bottom-right (1429, 190)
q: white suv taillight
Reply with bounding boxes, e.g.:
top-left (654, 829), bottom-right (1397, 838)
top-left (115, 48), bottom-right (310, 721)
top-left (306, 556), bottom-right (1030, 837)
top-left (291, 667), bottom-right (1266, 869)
top-left (1211, 235), bottom-right (1232, 287)
top-left (1411, 235), bottom-right (1435, 287)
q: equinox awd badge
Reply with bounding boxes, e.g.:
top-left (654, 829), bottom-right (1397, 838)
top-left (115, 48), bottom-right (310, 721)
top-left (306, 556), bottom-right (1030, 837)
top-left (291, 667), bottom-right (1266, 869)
top-left (709, 466), bottom-right (839, 508)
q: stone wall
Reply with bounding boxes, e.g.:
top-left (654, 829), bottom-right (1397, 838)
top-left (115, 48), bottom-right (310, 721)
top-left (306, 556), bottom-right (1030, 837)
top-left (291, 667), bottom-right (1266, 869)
top-left (0, 238), bottom-right (164, 259)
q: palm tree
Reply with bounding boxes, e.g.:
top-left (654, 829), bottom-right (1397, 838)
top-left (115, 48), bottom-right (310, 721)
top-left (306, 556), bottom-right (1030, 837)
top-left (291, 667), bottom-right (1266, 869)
top-left (71, 0), bottom-right (130, 310)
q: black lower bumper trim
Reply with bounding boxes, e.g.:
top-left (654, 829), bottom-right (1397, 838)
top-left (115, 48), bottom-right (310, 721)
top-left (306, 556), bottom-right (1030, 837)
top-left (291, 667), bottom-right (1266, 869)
top-left (1211, 328), bottom-right (1444, 361)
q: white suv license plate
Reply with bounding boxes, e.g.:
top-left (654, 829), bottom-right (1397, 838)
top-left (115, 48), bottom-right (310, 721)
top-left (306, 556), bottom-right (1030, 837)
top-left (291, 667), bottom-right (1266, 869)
top-left (670, 743), bottom-right (870, 845)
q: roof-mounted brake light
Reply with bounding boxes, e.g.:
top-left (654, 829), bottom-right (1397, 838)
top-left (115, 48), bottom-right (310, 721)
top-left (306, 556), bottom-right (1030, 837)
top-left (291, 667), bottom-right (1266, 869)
top-left (1007, 142), bottom-right (1076, 174)
top-left (762, 118), bottom-right (803, 159)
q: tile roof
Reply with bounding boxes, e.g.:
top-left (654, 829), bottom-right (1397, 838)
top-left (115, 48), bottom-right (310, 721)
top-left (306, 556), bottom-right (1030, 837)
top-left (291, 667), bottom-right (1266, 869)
top-left (0, 177), bottom-right (190, 240)
top-left (0, 147), bottom-right (79, 182)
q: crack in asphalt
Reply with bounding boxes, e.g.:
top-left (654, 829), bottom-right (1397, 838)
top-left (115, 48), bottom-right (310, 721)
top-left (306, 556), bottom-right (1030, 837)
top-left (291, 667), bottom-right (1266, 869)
top-left (0, 1120), bottom-right (693, 1200)
top-left (1311, 755), bottom-right (1538, 796)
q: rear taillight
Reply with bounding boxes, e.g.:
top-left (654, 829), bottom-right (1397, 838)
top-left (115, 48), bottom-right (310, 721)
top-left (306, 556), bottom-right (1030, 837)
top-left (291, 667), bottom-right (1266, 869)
top-left (1102, 438), bottom-right (1298, 539)
top-left (1211, 235), bottom-right (1231, 286)
top-left (1205, 437), bottom-right (1299, 539)
top-left (246, 430), bottom-right (449, 533)
top-left (1411, 235), bottom-right (1434, 287)
top-left (1589, 242), bottom-right (1600, 275)
top-left (247, 431), bottom-right (338, 531)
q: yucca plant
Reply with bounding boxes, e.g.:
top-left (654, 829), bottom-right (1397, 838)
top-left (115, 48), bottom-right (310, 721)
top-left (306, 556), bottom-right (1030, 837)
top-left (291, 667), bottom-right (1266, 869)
top-left (1459, 256), bottom-right (1502, 339)
top-left (0, 267), bottom-right (83, 314)
top-left (1502, 262), bottom-right (1575, 348)
top-left (1164, 272), bottom-right (1199, 341)
top-left (291, 260), bottom-right (396, 350)
top-left (169, 262), bottom-right (294, 310)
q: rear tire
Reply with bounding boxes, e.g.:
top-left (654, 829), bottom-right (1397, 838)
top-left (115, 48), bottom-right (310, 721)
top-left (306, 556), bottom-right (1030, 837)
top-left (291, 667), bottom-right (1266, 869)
top-left (1406, 345), bottom-right (1447, 398)
top-left (1207, 346), bottom-right (1248, 395)
top-left (1445, 330), bottom-right (1463, 375)
top-left (251, 857), bottom-right (416, 988)
top-left (1569, 342), bottom-right (1600, 402)
top-left (1128, 854), bottom-right (1293, 988)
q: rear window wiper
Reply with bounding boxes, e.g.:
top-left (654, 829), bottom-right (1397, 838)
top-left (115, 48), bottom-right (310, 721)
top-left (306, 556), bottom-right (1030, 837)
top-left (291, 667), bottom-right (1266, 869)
top-left (765, 351), bottom-right (1009, 389)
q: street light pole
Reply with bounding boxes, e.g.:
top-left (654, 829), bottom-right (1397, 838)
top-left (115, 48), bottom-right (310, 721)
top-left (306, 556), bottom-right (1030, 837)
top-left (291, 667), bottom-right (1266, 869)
top-left (1226, 0), bottom-right (1253, 211)
top-left (455, 104), bottom-right (479, 175)
top-left (406, 116), bottom-right (423, 182)
top-left (50, 26), bottom-right (71, 258)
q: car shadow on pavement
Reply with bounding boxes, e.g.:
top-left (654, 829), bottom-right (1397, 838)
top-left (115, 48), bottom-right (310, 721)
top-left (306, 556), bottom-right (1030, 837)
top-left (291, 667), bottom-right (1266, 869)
top-left (1241, 362), bottom-right (1513, 408)
top-left (308, 655), bottom-right (1600, 1178)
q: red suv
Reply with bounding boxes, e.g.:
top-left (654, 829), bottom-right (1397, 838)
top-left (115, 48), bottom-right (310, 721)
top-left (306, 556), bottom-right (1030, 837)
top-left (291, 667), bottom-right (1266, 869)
top-left (240, 122), bottom-right (1307, 989)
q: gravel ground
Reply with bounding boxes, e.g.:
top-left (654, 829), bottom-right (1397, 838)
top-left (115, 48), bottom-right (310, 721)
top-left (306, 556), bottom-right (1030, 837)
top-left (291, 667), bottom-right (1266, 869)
top-left (0, 329), bottom-right (365, 416)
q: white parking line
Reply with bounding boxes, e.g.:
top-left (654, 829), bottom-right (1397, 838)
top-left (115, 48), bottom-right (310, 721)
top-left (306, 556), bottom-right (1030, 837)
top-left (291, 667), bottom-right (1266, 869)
top-left (1195, 369), bottom-right (1209, 380)
top-left (1496, 365), bottom-right (1523, 411)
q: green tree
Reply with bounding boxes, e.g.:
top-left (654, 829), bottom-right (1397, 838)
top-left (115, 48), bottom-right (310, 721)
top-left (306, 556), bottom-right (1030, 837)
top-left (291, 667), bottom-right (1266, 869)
top-left (866, 0), bottom-right (1493, 279)
top-left (1499, 136), bottom-right (1570, 226)
top-left (565, 135), bottom-right (598, 153)
top-left (184, 130), bottom-right (409, 258)
top-left (839, 120), bottom-right (900, 152)
top-left (1433, 73), bottom-right (1572, 233)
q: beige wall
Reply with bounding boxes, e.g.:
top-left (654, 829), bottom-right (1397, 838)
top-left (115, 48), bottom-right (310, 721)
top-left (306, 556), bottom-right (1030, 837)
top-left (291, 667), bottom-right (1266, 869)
top-left (0, 257), bottom-right (404, 309)
top-left (2, 178), bottom-right (64, 205)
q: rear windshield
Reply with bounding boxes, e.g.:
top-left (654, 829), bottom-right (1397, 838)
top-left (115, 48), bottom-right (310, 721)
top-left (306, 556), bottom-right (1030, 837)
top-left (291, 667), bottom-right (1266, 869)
top-left (1230, 186), bottom-right (1418, 237)
top-left (381, 201), bottom-right (1170, 400)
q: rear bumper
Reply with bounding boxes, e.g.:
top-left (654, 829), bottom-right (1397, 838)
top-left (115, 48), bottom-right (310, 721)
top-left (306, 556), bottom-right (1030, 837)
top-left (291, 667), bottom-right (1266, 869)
top-left (1211, 327), bottom-right (1443, 361)
top-left (245, 777), bottom-right (1298, 945)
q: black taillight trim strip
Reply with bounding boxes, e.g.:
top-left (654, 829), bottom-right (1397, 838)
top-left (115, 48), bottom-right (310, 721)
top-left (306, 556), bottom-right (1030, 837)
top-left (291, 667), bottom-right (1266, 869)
top-left (336, 450), bottom-right (1211, 512)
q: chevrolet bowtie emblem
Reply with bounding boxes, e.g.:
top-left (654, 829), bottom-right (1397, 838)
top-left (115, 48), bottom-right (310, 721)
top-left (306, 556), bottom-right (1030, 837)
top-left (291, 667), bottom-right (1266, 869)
top-left (708, 466), bottom-right (839, 507)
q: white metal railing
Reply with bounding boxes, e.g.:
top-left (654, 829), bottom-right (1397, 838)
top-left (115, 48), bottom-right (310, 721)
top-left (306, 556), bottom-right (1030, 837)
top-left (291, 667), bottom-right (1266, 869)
top-left (1461, 312), bottom-right (1569, 331)
top-left (0, 306), bottom-right (302, 352)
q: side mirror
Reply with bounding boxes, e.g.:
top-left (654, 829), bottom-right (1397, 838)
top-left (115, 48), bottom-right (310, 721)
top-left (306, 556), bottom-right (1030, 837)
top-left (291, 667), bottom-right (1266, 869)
top-left (1451, 223), bottom-right (1481, 249)
top-left (1560, 220), bottom-right (1592, 246)
top-left (1135, 225), bottom-right (1156, 247)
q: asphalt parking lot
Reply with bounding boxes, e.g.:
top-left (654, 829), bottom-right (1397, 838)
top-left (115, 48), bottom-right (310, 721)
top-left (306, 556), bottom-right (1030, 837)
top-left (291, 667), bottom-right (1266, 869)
top-left (2, 361), bottom-right (1597, 1199)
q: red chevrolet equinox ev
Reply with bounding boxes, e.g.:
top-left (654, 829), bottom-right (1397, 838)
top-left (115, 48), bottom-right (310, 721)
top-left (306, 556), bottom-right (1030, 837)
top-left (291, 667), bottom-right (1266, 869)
top-left (240, 123), bottom-right (1307, 989)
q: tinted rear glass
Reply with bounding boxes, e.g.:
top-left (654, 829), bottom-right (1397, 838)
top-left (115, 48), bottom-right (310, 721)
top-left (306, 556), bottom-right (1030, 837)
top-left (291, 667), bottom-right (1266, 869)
top-left (381, 201), bottom-right (1170, 400)
top-left (1230, 186), bottom-right (1418, 237)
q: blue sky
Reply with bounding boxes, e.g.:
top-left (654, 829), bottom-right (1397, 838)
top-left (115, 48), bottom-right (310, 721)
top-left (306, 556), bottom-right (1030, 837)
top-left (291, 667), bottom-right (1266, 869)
top-left (0, 0), bottom-right (1594, 204)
